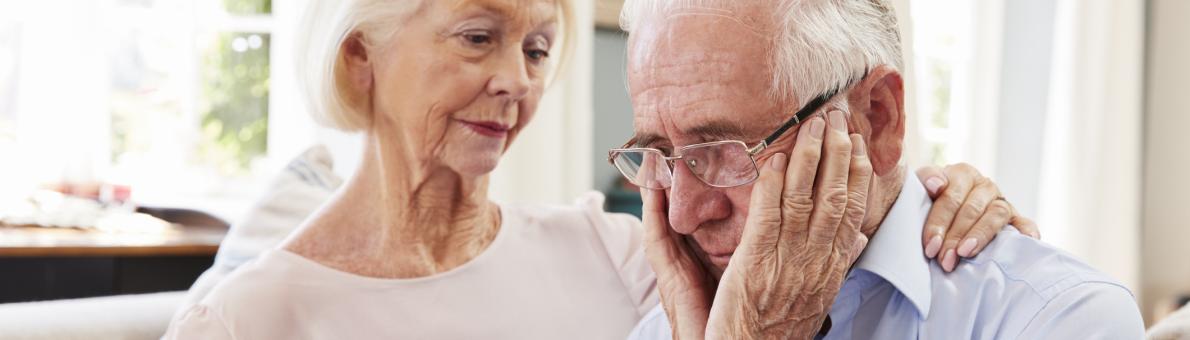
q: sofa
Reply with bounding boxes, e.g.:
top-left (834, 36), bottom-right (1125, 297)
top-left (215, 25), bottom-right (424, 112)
top-left (0, 146), bottom-right (339, 340)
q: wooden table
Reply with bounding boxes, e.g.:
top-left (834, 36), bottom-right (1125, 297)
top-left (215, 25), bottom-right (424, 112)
top-left (0, 225), bottom-right (226, 303)
top-left (0, 225), bottom-right (225, 257)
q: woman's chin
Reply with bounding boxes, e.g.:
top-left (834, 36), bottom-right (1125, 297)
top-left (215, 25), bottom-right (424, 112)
top-left (449, 153), bottom-right (503, 177)
top-left (442, 128), bottom-right (511, 177)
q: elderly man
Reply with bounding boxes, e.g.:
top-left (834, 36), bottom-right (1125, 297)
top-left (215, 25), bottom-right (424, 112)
top-left (608, 0), bottom-right (1147, 339)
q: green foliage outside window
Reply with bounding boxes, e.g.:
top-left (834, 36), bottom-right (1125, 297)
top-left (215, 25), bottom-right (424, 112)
top-left (223, 0), bottom-right (271, 15)
top-left (198, 32), bottom-right (270, 174)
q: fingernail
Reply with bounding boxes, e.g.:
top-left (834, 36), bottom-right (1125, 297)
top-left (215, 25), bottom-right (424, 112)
top-left (924, 235), bottom-right (942, 258)
top-left (852, 135), bottom-right (866, 156)
top-left (942, 249), bottom-right (957, 272)
top-left (769, 153), bottom-right (787, 170)
top-left (925, 177), bottom-right (945, 195)
top-left (1029, 231), bottom-right (1041, 239)
top-left (810, 118), bottom-right (825, 139)
top-left (958, 238), bottom-right (978, 257)
top-left (829, 110), bottom-right (846, 132)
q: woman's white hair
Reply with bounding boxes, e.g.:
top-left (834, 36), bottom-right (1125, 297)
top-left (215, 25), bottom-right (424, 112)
top-left (294, 0), bottom-right (421, 131)
top-left (620, 0), bottom-right (903, 107)
top-left (295, 0), bottom-right (575, 131)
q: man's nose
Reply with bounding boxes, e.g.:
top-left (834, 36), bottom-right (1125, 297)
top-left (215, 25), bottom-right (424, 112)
top-left (666, 161), bottom-right (732, 235)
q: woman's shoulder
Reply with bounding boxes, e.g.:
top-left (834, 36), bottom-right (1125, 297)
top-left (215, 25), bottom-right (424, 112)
top-left (500, 192), bottom-right (645, 262)
top-left (504, 192), bottom-right (654, 291)
top-left (504, 192), bottom-right (658, 315)
top-left (186, 250), bottom-right (317, 311)
top-left (505, 191), bottom-right (643, 237)
top-left (165, 250), bottom-right (306, 338)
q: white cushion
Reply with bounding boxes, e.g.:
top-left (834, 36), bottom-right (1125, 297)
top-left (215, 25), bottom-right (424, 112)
top-left (1149, 303), bottom-right (1190, 340)
top-left (0, 292), bottom-right (185, 340)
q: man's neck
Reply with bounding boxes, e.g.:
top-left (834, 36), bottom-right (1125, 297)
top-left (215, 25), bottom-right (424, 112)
top-left (860, 166), bottom-right (907, 238)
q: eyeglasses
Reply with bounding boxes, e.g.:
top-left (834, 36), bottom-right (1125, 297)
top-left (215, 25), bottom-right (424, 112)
top-left (608, 79), bottom-right (858, 190)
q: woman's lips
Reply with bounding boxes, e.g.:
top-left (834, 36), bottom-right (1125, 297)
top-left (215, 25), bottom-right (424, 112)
top-left (458, 120), bottom-right (511, 138)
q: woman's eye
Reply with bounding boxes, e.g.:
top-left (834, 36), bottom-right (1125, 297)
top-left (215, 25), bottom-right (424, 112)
top-left (461, 32), bottom-right (492, 45)
top-left (525, 49), bottom-right (549, 61)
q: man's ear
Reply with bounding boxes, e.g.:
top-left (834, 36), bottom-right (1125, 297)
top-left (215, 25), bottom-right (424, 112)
top-left (846, 65), bottom-right (905, 176)
top-left (339, 31), bottom-right (374, 107)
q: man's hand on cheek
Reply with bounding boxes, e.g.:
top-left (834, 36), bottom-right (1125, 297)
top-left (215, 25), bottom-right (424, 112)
top-left (705, 110), bottom-right (873, 339)
top-left (640, 183), bottom-right (717, 340)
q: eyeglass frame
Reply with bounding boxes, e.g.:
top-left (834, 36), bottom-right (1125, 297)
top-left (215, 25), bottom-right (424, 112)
top-left (607, 71), bottom-right (866, 189)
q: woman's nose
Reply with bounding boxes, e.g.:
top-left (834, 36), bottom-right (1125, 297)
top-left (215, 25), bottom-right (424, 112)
top-left (486, 50), bottom-right (531, 101)
top-left (666, 162), bottom-right (732, 235)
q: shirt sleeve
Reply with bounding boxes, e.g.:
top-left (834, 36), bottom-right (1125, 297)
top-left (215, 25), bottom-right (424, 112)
top-left (161, 305), bottom-right (235, 340)
top-left (578, 192), bottom-right (660, 317)
top-left (1016, 282), bottom-right (1146, 339)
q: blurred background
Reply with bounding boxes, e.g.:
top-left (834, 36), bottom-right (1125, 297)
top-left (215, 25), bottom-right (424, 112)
top-left (0, 0), bottom-right (1186, 335)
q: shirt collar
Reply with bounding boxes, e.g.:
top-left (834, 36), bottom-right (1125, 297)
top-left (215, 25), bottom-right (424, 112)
top-left (851, 174), bottom-right (934, 318)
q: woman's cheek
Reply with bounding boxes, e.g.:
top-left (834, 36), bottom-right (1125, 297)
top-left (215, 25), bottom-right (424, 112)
top-left (506, 90), bottom-right (543, 147)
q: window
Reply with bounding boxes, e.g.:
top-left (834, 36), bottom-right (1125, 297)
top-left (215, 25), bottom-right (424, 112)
top-left (110, 0), bottom-right (273, 177)
top-left (909, 0), bottom-right (1002, 171)
top-left (0, 18), bottom-right (17, 145)
top-left (1, 0), bottom-right (297, 219)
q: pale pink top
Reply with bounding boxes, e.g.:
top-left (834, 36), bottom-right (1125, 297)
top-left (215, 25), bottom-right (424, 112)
top-left (163, 193), bottom-right (658, 340)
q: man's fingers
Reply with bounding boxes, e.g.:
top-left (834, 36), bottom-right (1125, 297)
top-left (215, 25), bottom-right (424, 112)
top-left (848, 234), bottom-right (870, 266)
top-left (640, 189), bottom-right (670, 245)
top-left (781, 116), bottom-right (826, 244)
top-left (739, 152), bottom-right (789, 251)
top-left (640, 189), bottom-right (690, 274)
top-left (922, 163), bottom-right (977, 259)
top-left (641, 189), bottom-right (715, 340)
top-left (805, 110), bottom-right (852, 248)
top-left (836, 134), bottom-right (872, 253)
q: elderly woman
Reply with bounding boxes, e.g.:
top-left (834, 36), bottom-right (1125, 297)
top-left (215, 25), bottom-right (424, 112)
top-left (164, 0), bottom-right (1034, 338)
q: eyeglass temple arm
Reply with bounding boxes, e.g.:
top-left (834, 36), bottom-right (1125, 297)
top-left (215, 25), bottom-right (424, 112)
top-left (759, 70), bottom-right (870, 149)
top-left (760, 92), bottom-right (834, 147)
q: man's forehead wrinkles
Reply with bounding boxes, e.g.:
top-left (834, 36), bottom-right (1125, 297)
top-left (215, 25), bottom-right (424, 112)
top-left (631, 53), bottom-right (738, 75)
top-left (635, 84), bottom-right (731, 112)
top-left (664, 7), bottom-right (774, 37)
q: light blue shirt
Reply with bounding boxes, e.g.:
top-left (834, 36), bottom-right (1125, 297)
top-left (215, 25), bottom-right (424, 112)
top-left (627, 176), bottom-right (1145, 339)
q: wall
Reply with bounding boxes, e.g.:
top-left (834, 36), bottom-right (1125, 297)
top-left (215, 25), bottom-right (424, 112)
top-left (994, 0), bottom-right (1056, 219)
top-left (591, 28), bottom-right (635, 192)
top-left (1142, 0), bottom-right (1190, 324)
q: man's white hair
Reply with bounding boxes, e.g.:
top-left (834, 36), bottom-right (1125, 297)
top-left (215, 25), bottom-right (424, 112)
top-left (620, 0), bottom-right (903, 107)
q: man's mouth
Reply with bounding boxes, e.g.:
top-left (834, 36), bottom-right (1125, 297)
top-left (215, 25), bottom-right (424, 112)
top-left (707, 251), bottom-right (734, 267)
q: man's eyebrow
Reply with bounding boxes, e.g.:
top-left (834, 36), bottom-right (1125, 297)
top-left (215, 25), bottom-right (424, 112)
top-left (630, 121), bottom-right (752, 148)
top-left (631, 133), bottom-right (665, 148)
top-left (684, 120), bottom-right (752, 141)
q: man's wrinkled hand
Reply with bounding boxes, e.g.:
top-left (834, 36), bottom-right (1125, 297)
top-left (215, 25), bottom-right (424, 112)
top-left (641, 180), bottom-right (717, 340)
top-left (706, 110), bottom-right (873, 339)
